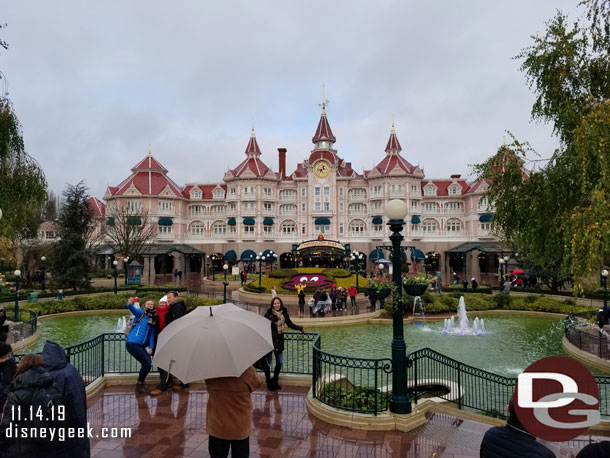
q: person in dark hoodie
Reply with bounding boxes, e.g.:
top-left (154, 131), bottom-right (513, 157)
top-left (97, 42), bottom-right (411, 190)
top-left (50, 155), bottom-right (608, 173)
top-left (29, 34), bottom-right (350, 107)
top-left (0, 340), bottom-right (16, 408)
top-left (154, 295), bottom-right (170, 389)
top-left (480, 396), bottom-right (556, 458)
top-left (151, 290), bottom-right (187, 395)
top-left (41, 340), bottom-right (90, 458)
top-left (0, 354), bottom-right (65, 458)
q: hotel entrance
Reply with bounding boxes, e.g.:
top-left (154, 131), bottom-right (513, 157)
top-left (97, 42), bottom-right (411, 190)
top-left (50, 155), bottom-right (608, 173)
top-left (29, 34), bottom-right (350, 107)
top-left (296, 237), bottom-right (347, 268)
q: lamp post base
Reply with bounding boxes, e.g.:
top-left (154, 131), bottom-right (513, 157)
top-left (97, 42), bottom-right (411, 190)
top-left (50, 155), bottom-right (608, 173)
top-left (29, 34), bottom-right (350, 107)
top-left (389, 396), bottom-right (412, 414)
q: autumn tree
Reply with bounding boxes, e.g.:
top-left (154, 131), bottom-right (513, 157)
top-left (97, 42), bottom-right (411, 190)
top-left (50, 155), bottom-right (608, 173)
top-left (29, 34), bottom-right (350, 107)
top-left (103, 204), bottom-right (157, 261)
top-left (476, 1), bottom-right (610, 291)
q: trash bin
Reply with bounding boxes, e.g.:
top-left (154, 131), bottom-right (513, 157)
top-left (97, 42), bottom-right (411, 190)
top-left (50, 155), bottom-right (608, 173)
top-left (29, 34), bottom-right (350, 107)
top-left (27, 292), bottom-right (38, 303)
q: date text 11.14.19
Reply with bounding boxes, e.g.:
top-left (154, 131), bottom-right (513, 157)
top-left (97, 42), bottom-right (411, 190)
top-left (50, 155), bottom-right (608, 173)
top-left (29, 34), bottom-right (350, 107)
top-left (11, 405), bottom-right (65, 422)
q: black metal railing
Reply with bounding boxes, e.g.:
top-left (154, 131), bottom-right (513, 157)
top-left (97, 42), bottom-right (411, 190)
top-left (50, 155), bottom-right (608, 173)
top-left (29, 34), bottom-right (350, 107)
top-left (406, 347), bottom-right (610, 420)
top-left (4, 307), bottom-right (37, 345)
top-left (564, 310), bottom-right (610, 360)
top-left (312, 334), bottom-right (392, 415)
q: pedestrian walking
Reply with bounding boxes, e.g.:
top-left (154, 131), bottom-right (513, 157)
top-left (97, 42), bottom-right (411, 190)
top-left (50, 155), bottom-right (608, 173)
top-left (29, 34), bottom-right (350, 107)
top-left (151, 291), bottom-right (188, 395)
top-left (264, 297), bottom-right (304, 390)
top-left (125, 297), bottom-right (156, 393)
top-left (205, 366), bottom-right (263, 458)
top-left (471, 278), bottom-right (479, 291)
top-left (173, 269), bottom-right (179, 284)
top-left (41, 341), bottom-right (90, 458)
top-left (348, 284), bottom-right (357, 308)
top-left (329, 285), bottom-right (337, 311)
top-left (337, 287), bottom-right (347, 311)
top-left (271, 286), bottom-right (277, 298)
top-left (297, 283), bottom-right (306, 318)
top-left (462, 279), bottom-right (469, 290)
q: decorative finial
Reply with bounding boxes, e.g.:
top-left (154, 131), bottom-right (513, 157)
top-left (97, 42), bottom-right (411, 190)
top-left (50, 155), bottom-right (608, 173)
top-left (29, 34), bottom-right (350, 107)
top-left (148, 144), bottom-right (151, 156)
top-left (391, 120), bottom-right (396, 132)
top-left (319, 84), bottom-right (329, 114)
top-left (251, 125), bottom-right (255, 137)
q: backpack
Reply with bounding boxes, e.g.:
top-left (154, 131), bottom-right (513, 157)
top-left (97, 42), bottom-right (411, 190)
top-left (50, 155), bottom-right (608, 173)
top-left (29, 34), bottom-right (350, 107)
top-left (27, 383), bottom-right (66, 430)
top-left (124, 313), bottom-right (145, 336)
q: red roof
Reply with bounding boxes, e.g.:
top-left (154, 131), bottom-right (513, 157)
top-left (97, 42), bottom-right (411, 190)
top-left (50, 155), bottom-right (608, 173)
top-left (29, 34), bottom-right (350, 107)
top-left (308, 150), bottom-right (337, 165)
top-left (312, 110), bottom-right (336, 143)
top-left (374, 126), bottom-right (414, 175)
top-left (385, 124), bottom-right (402, 152)
top-left (88, 197), bottom-right (106, 216)
top-left (229, 130), bottom-right (273, 178)
top-left (182, 184), bottom-right (226, 199)
top-left (421, 179), bottom-right (470, 196)
top-left (109, 154), bottom-right (183, 197)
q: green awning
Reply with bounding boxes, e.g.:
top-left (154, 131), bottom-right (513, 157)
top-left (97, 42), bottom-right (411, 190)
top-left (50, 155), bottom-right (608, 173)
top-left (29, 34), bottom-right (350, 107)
top-left (158, 217), bottom-right (173, 226)
top-left (411, 216), bottom-right (421, 224)
top-left (227, 218), bottom-right (236, 226)
top-left (263, 218), bottom-right (274, 226)
top-left (410, 248), bottom-right (425, 261)
top-left (224, 250), bottom-right (237, 261)
top-left (479, 213), bottom-right (493, 222)
top-left (240, 249), bottom-right (257, 261)
top-left (372, 217), bottom-right (383, 224)
top-left (243, 218), bottom-right (255, 225)
top-left (106, 217), bottom-right (115, 226)
top-left (127, 216), bottom-right (142, 226)
top-left (314, 217), bottom-right (331, 225)
top-left (370, 249), bottom-right (384, 261)
top-left (262, 249), bottom-right (276, 259)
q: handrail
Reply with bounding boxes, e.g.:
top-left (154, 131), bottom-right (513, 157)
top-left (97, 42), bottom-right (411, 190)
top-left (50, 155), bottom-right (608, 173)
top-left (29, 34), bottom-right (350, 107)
top-left (564, 310), bottom-right (610, 360)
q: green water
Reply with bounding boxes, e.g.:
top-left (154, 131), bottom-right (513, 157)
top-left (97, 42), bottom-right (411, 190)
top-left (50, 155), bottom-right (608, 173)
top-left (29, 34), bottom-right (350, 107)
top-left (309, 315), bottom-right (567, 377)
top-left (23, 312), bottom-right (128, 353)
top-left (23, 312), bottom-right (567, 378)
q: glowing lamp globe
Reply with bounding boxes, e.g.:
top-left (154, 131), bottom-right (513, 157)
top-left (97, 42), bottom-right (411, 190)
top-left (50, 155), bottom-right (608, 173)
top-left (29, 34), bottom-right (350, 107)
top-left (385, 199), bottom-right (408, 221)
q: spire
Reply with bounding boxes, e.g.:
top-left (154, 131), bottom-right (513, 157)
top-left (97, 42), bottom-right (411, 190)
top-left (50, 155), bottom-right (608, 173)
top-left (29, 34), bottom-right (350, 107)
top-left (312, 95), bottom-right (336, 146)
top-left (244, 126), bottom-right (261, 157)
top-left (385, 123), bottom-right (402, 154)
top-left (148, 144), bottom-right (152, 156)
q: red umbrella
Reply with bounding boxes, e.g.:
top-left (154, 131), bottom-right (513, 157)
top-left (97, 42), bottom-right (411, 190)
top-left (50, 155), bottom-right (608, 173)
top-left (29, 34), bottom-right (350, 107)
top-left (512, 268), bottom-right (525, 275)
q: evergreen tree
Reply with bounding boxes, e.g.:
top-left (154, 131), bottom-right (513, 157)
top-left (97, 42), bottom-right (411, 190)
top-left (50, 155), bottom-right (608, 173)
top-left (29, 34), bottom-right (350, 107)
top-left (43, 190), bottom-right (58, 221)
top-left (50, 181), bottom-right (94, 290)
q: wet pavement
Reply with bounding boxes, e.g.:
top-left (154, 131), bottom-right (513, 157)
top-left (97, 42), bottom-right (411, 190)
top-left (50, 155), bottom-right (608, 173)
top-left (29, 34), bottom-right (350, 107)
top-left (87, 385), bottom-right (609, 458)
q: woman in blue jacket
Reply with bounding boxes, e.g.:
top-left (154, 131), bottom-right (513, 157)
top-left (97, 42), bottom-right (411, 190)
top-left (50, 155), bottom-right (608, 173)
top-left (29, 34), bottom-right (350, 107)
top-left (125, 297), bottom-right (157, 393)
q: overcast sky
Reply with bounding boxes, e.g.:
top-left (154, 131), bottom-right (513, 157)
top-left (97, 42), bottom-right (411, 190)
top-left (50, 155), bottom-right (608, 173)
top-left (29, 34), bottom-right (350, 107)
top-left (2, 0), bottom-right (581, 198)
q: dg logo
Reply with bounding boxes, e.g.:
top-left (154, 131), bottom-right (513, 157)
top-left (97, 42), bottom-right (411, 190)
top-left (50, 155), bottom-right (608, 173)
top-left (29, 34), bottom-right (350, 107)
top-left (515, 356), bottom-right (601, 441)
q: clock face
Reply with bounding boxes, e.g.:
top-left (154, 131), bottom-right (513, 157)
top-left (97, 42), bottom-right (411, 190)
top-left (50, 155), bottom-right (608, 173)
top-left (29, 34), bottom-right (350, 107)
top-left (313, 160), bottom-right (331, 178)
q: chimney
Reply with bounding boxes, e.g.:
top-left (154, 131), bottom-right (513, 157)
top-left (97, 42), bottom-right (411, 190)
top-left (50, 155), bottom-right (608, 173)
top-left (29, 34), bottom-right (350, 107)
top-left (278, 148), bottom-right (287, 179)
top-left (450, 174), bottom-right (461, 179)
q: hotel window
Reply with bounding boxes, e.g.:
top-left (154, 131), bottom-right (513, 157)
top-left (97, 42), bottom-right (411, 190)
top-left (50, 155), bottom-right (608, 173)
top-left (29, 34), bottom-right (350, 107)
top-left (302, 203), bottom-right (306, 212)
top-left (263, 187), bottom-right (272, 197)
top-left (391, 184), bottom-right (403, 194)
top-left (323, 186), bottom-right (330, 196)
top-left (315, 202), bottom-right (321, 211)
top-left (213, 223), bottom-right (227, 235)
top-left (373, 224), bottom-right (383, 232)
top-left (228, 226), bottom-right (236, 235)
top-left (46, 231), bottom-right (55, 239)
top-left (424, 186), bottom-right (436, 196)
top-left (243, 225), bottom-right (255, 235)
top-left (446, 202), bottom-right (461, 212)
top-left (213, 189), bottom-right (224, 199)
top-left (190, 205), bottom-right (204, 215)
top-left (243, 186), bottom-right (255, 196)
top-left (479, 222), bottom-right (491, 231)
top-left (339, 187), bottom-right (344, 196)
top-left (126, 200), bottom-right (142, 212)
top-left (339, 223), bottom-right (344, 234)
top-left (314, 225), bottom-right (329, 234)
top-left (302, 224), bottom-right (306, 235)
top-left (423, 202), bottom-right (436, 212)
top-left (449, 186), bottom-right (459, 195)
top-left (263, 226), bottom-right (273, 235)
top-left (191, 224), bottom-right (205, 236)
top-left (229, 188), bottom-right (236, 196)
top-left (191, 189), bottom-right (202, 199)
top-left (282, 222), bottom-right (296, 234)
top-left (339, 202), bottom-right (344, 212)
top-left (349, 221), bottom-right (365, 235)
top-left (422, 220), bottom-right (437, 232)
top-left (372, 185), bottom-right (382, 195)
top-left (158, 226), bottom-right (173, 235)
top-left (301, 188), bottom-right (306, 197)
top-left (324, 202), bottom-right (330, 211)
top-left (264, 202), bottom-right (272, 212)
top-left (411, 184), bottom-right (418, 193)
top-left (446, 220), bottom-right (462, 232)
top-left (411, 200), bottom-right (418, 209)
top-left (478, 197), bottom-right (489, 211)
top-left (315, 187), bottom-right (321, 196)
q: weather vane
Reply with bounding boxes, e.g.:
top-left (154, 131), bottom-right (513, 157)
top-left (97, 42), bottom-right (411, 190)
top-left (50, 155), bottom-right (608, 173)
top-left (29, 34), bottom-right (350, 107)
top-left (319, 84), bottom-right (330, 113)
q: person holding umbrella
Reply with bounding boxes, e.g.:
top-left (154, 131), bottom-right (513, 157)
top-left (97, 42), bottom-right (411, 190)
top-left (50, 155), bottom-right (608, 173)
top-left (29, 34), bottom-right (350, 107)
top-left (264, 297), bottom-right (304, 391)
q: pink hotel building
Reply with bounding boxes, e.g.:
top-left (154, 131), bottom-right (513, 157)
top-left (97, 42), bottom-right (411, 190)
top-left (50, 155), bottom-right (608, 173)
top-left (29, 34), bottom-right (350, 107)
top-left (96, 105), bottom-right (503, 286)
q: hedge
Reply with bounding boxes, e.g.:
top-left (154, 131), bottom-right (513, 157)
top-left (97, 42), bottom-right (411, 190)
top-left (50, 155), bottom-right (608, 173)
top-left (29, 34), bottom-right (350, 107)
top-left (24, 293), bottom-right (222, 316)
top-left (268, 269), bottom-right (299, 279)
top-left (246, 272), bottom-right (361, 295)
top-left (321, 268), bottom-right (352, 278)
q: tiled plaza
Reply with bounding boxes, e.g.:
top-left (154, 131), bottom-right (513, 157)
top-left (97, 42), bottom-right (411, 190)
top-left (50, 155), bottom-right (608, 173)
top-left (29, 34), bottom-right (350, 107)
top-left (87, 385), bottom-right (608, 458)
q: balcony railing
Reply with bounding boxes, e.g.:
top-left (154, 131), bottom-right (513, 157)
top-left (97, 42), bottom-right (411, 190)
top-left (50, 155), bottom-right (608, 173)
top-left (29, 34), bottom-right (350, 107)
top-left (369, 192), bottom-right (384, 199)
top-left (279, 194), bottom-right (297, 201)
top-left (348, 194), bottom-right (367, 201)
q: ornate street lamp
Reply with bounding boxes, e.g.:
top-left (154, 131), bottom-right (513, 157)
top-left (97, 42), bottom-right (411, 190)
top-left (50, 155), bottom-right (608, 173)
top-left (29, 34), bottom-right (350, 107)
top-left (255, 252), bottom-right (266, 294)
top-left (40, 256), bottom-right (46, 292)
top-left (499, 257), bottom-right (505, 286)
top-left (503, 255), bottom-right (510, 293)
top-left (385, 199), bottom-right (411, 414)
top-left (112, 260), bottom-right (118, 295)
top-left (602, 269), bottom-right (608, 312)
top-left (14, 269), bottom-right (21, 321)
top-left (223, 263), bottom-right (229, 304)
top-left (124, 256), bottom-right (130, 285)
top-left (350, 251), bottom-right (364, 291)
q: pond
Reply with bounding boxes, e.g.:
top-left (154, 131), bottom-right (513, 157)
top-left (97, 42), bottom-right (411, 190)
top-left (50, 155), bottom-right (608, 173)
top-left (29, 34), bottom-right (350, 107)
top-left (22, 311), bottom-right (569, 378)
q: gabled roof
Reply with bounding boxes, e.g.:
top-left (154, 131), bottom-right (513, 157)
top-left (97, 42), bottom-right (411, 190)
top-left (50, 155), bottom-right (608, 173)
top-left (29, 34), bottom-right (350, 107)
top-left (182, 184), bottom-right (227, 199)
top-left (374, 125), bottom-right (415, 175)
top-left (88, 197), bottom-right (106, 217)
top-left (385, 123), bottom-right (402, 153)
top-left (229, 129), bottom-right (273, 178)
top-left (421, 179), bottom-right (470, 196)
top-left (108, 153), bottom-right (183, 197)
top-left (312, 105), bottom-right (336, 143)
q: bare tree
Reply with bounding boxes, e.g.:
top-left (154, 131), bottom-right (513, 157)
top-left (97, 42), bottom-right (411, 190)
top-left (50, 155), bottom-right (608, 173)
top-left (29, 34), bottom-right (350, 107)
top-left (104, 205), bottom-right (157, 260)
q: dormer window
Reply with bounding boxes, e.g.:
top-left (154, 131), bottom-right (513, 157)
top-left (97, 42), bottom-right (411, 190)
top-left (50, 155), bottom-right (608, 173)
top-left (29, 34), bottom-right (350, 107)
top-left (191, 189), bottom-right (202, 199)
top-left (449, 186), bottom-right (460, 195)
top-left (213, 189), bottom-right (225, 199)
top-left (424, 186), bottom-right (436, 196)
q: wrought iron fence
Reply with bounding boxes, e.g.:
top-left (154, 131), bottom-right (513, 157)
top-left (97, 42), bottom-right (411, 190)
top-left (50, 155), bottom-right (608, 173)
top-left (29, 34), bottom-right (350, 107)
top-left (406, 347), bottom-right (610, 420)
top-left (312, 334), bottom-right (392, 415)
top-left (3, 307), bottom-right (37, 345)
top-left (565, 310), bottom-right (610, 360)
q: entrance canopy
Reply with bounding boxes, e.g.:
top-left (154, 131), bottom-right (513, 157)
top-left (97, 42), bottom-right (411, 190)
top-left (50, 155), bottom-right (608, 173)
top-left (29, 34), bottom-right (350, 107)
top-left (297, 237), bottom-right (345, 268)
top-left (297, 239), bottom-right (345, 252)
top-left (445, 241), bottom-right (507, 254)
top-left (95, 243), bottom-right (203, 257)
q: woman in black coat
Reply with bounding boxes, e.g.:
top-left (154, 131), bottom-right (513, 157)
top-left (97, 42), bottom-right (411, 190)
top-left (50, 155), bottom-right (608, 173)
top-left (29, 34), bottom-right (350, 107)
top-left (264, 297), bottom-right (304, 391)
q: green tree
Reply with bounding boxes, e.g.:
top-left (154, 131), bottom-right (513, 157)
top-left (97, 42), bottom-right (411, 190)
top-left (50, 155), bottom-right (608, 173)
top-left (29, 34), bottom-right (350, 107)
top-left (50, 181), bottom-right (94, 290)
top-left (476, 1), bottom-right (610, 292)
top-left (43, 190), bottom-right (58, 221)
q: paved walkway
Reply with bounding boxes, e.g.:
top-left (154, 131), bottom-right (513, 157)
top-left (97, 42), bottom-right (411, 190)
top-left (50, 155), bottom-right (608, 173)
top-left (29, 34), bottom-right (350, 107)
top-left (88, 385), bottom-right (609, 458)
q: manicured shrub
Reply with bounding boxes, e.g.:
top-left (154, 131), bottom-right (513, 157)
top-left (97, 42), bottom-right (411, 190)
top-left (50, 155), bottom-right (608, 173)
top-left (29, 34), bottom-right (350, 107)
top-left (268, 269), bottom-right (299, 279)
top-left (321, 268), bottom-right (352, 278)
top-left (493, 293), bottom-right (512, 309)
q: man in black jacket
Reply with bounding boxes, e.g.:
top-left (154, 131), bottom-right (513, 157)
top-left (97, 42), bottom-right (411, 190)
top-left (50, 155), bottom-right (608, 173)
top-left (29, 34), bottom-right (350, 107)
top-left (41, 340), bottom-right (90, 458)
top-left (151, 291), bottom-right (187, 395)
top-left (480, 397), bottom-right (556, 458)
top-left (0, 341), bottom-right (16, 408)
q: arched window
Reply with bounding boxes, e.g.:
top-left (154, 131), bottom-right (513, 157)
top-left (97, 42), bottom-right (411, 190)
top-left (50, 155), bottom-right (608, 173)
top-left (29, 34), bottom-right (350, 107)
top-left (446, 218), bottom-right (462, 232)
top-left (349, 220), bottom-right (366, 235)
top-left (281, 220), bottom-right (297, 234)
top-left (422, 218), bottom-right (438, 232)
top-left (212, 222), bottom-right (226, 235)
top-left (190, 222), bottom-right (205, 236)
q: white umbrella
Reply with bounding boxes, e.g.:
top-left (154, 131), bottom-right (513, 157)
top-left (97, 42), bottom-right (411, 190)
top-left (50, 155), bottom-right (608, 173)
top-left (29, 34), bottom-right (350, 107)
top-left (152, 303), bottom-right (273, 382)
